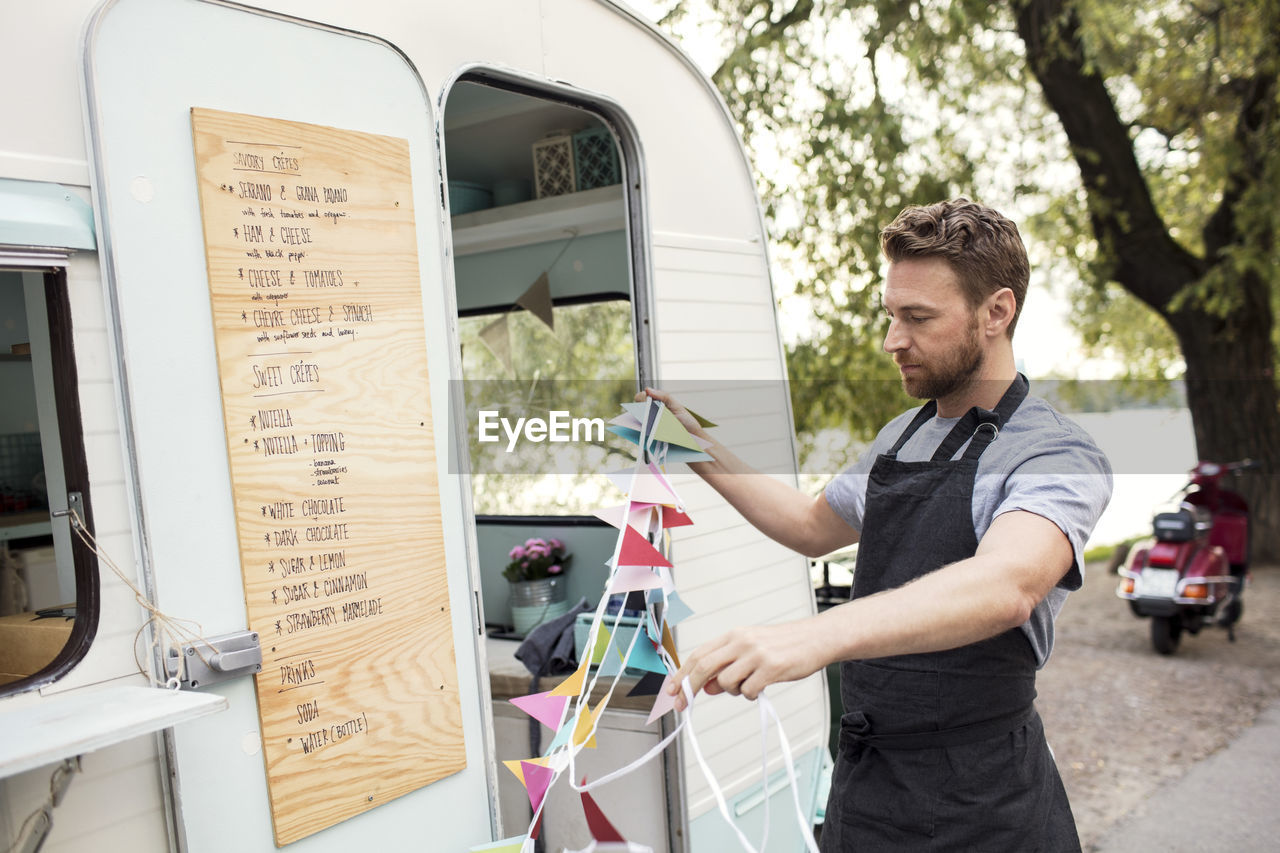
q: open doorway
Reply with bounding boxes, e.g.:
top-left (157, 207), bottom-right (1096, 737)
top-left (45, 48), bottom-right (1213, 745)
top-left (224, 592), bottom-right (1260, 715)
top-left (444, 79), bottom-right (646, 633)
top-left (443, 78), bottom-right (670, 850)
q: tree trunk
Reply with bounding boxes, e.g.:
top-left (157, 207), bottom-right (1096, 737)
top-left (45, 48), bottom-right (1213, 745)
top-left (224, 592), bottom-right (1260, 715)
top-left (1015, 0), bottom-right (1280, 564)
top-left (1166, 278), bottom-right (1280, 565)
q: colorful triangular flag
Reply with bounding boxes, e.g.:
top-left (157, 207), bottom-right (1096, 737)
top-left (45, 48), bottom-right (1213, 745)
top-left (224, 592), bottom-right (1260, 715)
top-left (650, 406), bottom-right (704, 451)
top-left (468, 835), bottom-right (528, 852)
top-left (625, 634), bottom-right (669, 675)
top-left (580, 789), bottom-right (627, 843)
top-left (510, 691), bottom-right (568, 732)
top-left (503, 756), bottom-right (551, 785)
top-left (686, 406), bottom-right (717, 428)
top-left (664, 590), bottom-right (694, 625)
top-left (572, 702), bottom-right (603, 749)
top-left (515, 270), bottom-right (555, 331)
top-left (646, 673), bottom-right (680, 724)
top-left (606, 468), bottom-right (680, 506)
top-left (618, 525), bottom-right (672, 568)
top-left (522, 761), bottom-right (554, 811)
top-left (658, 445), bottom-right (715, 464)
top-left (609, 411), bottom-right (644, 430)
top-left (550, 658), bottom-right (590, 697)
top-left (626, 670), bottom-right (666, 697)
top-left (606, 424), bottom-right (642, 446)
top-left (478, 315), bottom-right (513, 375)
top-left (658, 507), bottom-right (694, 528)
top-left (608, 564), bottom-right (663, 594)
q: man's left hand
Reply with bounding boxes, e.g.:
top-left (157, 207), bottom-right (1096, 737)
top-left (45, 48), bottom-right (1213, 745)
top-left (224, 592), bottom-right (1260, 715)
top-left (667, 618), bottom-right (827, 711)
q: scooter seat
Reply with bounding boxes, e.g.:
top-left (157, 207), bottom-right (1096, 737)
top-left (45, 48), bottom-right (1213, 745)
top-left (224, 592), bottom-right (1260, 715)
top-left (1153, 509), bottom-right (1196, 542)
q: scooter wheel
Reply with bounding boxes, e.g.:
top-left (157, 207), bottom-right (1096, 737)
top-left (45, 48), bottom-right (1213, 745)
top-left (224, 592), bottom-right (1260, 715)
top-left (1151, 615), bottom-right (1181, 655)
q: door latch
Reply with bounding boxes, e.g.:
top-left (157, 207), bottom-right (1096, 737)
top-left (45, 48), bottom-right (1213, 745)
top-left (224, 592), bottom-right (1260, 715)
top-left (165, 630), bottom-right (263, 689)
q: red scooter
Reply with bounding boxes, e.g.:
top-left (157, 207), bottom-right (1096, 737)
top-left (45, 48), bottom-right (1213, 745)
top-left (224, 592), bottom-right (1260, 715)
top-left (1117, 459), bottom-right (1260, 654)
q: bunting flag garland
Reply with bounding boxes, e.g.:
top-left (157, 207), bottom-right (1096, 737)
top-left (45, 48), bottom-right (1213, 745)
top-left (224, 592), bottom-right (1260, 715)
top-left (473, 398), bottom-right (818, 853)
top-left (471, 233), bottom-right (577, 379)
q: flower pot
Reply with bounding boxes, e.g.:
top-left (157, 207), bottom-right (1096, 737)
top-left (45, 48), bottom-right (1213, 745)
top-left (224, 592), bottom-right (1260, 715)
top-left (509, 576), bottom-right (570, 637)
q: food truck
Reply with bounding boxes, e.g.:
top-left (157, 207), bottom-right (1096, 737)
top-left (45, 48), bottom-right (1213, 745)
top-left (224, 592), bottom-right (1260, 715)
top-left (0, 1), bottom-right (828, 850)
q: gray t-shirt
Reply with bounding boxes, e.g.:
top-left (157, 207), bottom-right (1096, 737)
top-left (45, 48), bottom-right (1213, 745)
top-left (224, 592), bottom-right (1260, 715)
top-left (824, 394), bottom-right (1113, 667)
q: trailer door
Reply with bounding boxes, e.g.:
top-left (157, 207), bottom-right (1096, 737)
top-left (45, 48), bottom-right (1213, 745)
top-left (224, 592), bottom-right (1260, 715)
top-left (84, 0), bottom-right (494, 849)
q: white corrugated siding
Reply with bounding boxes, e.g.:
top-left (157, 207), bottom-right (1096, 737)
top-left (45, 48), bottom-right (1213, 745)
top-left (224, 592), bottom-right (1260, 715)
top-left (651, 236), bottom-right (828, 818)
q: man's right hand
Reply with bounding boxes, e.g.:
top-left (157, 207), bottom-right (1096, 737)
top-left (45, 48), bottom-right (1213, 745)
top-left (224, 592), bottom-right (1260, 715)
top-left (633, 385), bottom-right (858, 558)
top-left (635, 386), bottom-right (707, 440)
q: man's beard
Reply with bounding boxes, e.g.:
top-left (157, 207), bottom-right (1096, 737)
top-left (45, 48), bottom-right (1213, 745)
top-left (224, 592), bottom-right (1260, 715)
top-left (900, 322), bottom-right (984, 401)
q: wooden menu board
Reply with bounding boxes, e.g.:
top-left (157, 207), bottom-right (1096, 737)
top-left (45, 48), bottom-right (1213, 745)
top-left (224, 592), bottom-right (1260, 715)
top-left (189, 107), bottom-right (463, 845)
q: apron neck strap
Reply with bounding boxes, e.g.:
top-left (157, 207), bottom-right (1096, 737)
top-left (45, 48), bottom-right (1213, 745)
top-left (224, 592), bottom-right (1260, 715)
top-left (887, 400), bottom-right (938, 456)
top-left (885, 374), bottom-right (1030, 461)
top-left (953, 373), bottom-right (1030, 461)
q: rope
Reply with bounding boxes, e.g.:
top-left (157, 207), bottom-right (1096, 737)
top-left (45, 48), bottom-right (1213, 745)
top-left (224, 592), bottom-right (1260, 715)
top-left (64, 508), bottom-right (218, 689)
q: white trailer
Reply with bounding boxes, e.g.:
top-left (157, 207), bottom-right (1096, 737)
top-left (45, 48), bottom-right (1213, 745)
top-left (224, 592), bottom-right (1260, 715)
top-left (0, 2), bottom-right (828, 850)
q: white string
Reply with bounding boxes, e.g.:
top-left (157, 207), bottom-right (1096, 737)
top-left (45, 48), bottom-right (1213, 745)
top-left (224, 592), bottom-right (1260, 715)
top-left (760, 693), bottom-right (821, 853)
top-left (65, 508), bottom-right (218, 689)
top-left (514, 401), bottom-right (821, 853)
top-left (680, 680), bottom-right (761, 853)
top-left (758, 699), bottom-right (771, 852)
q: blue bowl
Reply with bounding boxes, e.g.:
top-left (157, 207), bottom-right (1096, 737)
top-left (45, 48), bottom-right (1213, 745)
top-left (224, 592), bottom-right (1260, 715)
top-left (448, 180), bottom-right (493, 214)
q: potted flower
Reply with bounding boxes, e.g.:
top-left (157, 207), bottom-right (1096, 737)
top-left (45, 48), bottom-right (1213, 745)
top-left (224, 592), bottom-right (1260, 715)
top-left (504, 537), bottom-right (572, 637)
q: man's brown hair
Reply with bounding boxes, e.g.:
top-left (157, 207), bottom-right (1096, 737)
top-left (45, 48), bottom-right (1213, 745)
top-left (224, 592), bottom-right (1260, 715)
top-left (880, 198), bottom-right (1029, 336)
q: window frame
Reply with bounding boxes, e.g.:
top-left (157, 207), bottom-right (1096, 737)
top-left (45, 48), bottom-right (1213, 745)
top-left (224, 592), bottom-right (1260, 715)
top-left (0, 265), bottom-right (99, 698)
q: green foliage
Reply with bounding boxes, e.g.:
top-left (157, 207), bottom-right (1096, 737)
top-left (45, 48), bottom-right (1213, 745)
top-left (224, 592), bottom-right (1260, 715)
top-left (458, 301), bottom-right (637, 515)
top-left (649, 0), bottom-right (1279, 451)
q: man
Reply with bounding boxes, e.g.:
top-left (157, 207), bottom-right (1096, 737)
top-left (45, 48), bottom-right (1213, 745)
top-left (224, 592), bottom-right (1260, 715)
top-left (644, 199), bottom-right (1112, 851)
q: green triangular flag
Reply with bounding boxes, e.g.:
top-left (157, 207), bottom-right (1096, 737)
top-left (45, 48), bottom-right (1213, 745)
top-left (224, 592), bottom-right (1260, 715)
top-left (685, 407), bottom-right (716, 429)
top-left (650, 407), bottom-right (704, 452)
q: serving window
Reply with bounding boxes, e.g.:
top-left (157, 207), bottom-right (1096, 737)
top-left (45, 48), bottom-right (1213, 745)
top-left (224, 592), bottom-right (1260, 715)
top-left (0, 267), bottom-right (96, 697)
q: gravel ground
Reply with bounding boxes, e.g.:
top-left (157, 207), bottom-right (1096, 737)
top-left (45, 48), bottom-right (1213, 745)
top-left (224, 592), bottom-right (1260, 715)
top-left (1037, 561), bottom-right (1280, 850)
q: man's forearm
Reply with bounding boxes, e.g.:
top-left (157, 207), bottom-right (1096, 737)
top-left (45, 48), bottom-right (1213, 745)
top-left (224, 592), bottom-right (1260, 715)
top-left (688, 437), bottom-right (854, 558)
top-left (811, 511), bottom-right (1070, 665)
top-left (813, 554), bottom-right (1035, 665)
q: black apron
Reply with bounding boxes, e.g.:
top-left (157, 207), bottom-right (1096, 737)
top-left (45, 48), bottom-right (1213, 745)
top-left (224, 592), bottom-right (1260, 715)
top-left (820, 376), bottom-right (1080, 852)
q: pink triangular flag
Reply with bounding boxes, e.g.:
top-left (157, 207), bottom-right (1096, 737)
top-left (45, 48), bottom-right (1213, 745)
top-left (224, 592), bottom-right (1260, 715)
top-left (591, 504), bottom-right (655, 534)
top-left (522, 761), bottom-right (554, 811)
top-left (581, 788), bottom-right (627, 843)
top-left (618, 525), bottom-right (672, 568)
top-left (646, 673), bottom-right (680, 724)
top-left (609, 564), bottom-right (664, 594)
top-left (607, 469), bottom-right (679, 506)
top-left (591, 504), bottom-right (628, 529)
top-left (646, 462), bottom-right (681, 499)
top-left (510, 691), bottom-right (568, 731)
